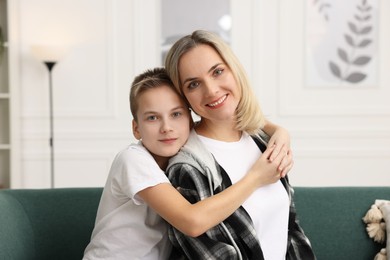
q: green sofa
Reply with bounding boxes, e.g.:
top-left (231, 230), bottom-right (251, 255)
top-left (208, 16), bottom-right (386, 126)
top-left (0, 187), bottom-right (388, 260)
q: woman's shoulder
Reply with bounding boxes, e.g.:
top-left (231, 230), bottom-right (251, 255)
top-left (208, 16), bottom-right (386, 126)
top-left (250, 129), bottom-right (270, 143)
top-left (249, 129), bottom-right (269, 152)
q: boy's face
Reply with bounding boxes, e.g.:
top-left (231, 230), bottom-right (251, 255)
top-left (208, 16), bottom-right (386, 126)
top-left (132, 84), bottom-right (191, 168)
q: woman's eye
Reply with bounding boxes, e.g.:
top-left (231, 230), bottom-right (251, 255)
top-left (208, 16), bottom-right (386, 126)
top-left (188, 81), bottom-right (200, 90)
top-left (214, 68), bottom-right (223, 76)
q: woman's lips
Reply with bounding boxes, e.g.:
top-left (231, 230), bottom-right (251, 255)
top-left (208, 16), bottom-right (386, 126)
top-left (206, 94), bottom-right (227, 108)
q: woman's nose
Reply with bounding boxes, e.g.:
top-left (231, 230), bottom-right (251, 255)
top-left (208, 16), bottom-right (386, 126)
top-left (204, 79), bottom-right (218, 97)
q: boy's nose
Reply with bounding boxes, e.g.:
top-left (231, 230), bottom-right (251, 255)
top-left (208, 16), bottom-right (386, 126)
top-left (160, 119), bottom-right (173, 133)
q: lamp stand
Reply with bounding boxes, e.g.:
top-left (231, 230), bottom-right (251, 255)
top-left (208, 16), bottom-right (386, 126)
top-left (44, 61), bottom-right (56, 188)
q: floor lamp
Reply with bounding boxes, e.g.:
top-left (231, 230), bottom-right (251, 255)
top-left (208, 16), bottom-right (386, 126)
top-left (32, 45), bottom-right (65, 188)
top-left (44, 61), bottom-right (56, 188)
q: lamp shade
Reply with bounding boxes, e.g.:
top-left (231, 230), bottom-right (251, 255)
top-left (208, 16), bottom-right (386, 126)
top-left (31, 45), bottom-right (68, 62)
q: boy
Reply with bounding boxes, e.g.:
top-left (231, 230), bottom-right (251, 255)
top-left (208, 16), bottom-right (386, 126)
top-left (83, 68), bottom-right (190, 259)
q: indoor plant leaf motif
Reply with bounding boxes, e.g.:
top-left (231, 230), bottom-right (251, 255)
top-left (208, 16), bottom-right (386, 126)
top-left (358, 39), bottom-right (372, 47)
top-left (354, 14), bottom-right (371, 21)
top-left (313, 0), bottom-right (332, 21)
top-left (353, 56), bottom-right (371, 65)
top-left (357, 5), bottom-right (372, 12)
top-left (348, 22), bottom-right (359, 34)
top-left (328, 0), bottom-right (374, 84)
top-left (345, 72), bottom-right (366, 83)
top-left (364, 15), bottom-right (372, 20)
top-left (329, 61), bottom-right (342, 79)
top-left (359, 26), bottom-right (372, 34)
top-left (338, 48), bottom-right (349, 63)
top-left (344, 34), bottom-right (355, 47)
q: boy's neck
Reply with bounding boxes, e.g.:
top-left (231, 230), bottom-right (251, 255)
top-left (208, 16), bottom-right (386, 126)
top-left (152, 154), bottom-right (170, 171)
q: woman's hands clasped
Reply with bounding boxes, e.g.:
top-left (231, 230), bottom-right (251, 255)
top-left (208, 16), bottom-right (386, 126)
top-left (266, 127), bottom-right (293, 178)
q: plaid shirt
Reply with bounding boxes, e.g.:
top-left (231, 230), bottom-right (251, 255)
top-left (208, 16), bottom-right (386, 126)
top-left (167, 130), bottom-right (316, 260)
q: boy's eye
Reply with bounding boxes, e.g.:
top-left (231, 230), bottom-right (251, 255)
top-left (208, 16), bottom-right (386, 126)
top-left (146, 115), bottom-right (157, 121)
top-left (172, 111), bottom-right (182, 118)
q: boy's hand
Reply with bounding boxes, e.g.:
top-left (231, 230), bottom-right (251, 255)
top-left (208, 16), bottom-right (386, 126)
top-left (266, 128), bottom-right (293, 178)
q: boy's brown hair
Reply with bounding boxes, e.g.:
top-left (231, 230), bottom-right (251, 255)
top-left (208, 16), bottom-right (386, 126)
top-left (129, 67), bottom-right (178, 121)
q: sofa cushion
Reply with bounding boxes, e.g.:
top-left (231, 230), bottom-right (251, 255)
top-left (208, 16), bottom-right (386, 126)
top-left (1, 186), bottom-right (389, 260)
top-left (0, 188), bottom-right (102, 260)
top-left (0, 192), bottom-right (35, 259)
top-left (294, 187), bottom-right (388, 260)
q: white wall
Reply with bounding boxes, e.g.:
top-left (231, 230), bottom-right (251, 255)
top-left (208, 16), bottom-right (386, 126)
top-left (243, 1), bottom-right (390, 187)
top-left (13, 0), bottom-right (161, 188)
top-left (9, 0), bottom-right (390, 188)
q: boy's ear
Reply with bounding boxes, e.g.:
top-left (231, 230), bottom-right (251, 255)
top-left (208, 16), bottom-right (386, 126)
top-left (132, 119), bottom-right (142, 140)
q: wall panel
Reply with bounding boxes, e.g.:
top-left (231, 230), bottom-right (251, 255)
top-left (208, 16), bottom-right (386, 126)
top-left (14, 0), bottom-right (159, 188)
top-left (9, 0), bottom-right (390, 188)
top-left (242, 0), bottom-right (390, 187)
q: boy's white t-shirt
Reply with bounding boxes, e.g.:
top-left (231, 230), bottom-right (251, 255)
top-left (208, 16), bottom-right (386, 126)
top-left (83, 143), bottom-right (171, 260)
top-left (198, 132), bottom-right (290, 260)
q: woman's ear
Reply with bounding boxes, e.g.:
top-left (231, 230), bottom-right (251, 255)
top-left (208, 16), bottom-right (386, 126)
top-left (132, 119), bottom-right (142, 140)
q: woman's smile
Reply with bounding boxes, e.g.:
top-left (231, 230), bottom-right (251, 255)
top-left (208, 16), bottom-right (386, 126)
top-left (206, 94), bottom-right (228, 108)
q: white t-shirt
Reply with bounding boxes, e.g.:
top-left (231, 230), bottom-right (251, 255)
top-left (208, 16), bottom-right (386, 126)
top-left (83, 143), bottom-right (171, 260)
top-left (198, 132), bottom-right (289, 260)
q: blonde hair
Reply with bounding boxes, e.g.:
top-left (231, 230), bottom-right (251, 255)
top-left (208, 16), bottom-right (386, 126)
top-left (165, 30), bottom-right (265, 135)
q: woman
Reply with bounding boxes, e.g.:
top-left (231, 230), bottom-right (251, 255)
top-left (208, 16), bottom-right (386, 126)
top-left (165, 30), bottom-right (315, 260)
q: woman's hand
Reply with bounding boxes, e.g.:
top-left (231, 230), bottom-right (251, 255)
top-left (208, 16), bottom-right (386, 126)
top-left (246, 145), bottom-right (288, 187)
top-left (266, 127), bottom-right (293, 178)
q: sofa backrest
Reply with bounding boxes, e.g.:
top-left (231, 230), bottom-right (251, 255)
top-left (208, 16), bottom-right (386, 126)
top-left (294, 187), bottom-right (388, 260)
top-left (0, 188), bottom-right (102, 260)
top-left (0, 187), bottom-right (388, 260)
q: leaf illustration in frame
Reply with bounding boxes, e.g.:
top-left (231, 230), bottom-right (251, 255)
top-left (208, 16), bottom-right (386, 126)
top-left (329, 61), bottom-right (342, 79)
top-left (353, 56), bottom-right (371, 66)
top-left (357, 5), bottom-right (371, 12)
top-left (319, 3), bottom-right (331, 12)
top-left (319, 3), bottom-right (331, 20)
top-left (358, 39), bottom-right (372, 47)
top-left (363, 15), bottom-right (371, 20)
top-left (360, 26), bottom-right (372, 34)
top-left (348, 22), bottom-right (358, 34)
top-left (364, 6), bottom-right (372, 12)
top-left (326, 0), bottom-right (374, 84)
top-left (313, 0), bottom-right (332, 21)
top-left (345, 72), bottom-right (366, 83)
top-left (345, 34), bottom-right (355, 46)
top-left (338, 48), bottom-right (349, 63)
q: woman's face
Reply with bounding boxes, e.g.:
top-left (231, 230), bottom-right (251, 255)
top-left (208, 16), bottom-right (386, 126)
top-left (178, 44), bottom-right (241, 124)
